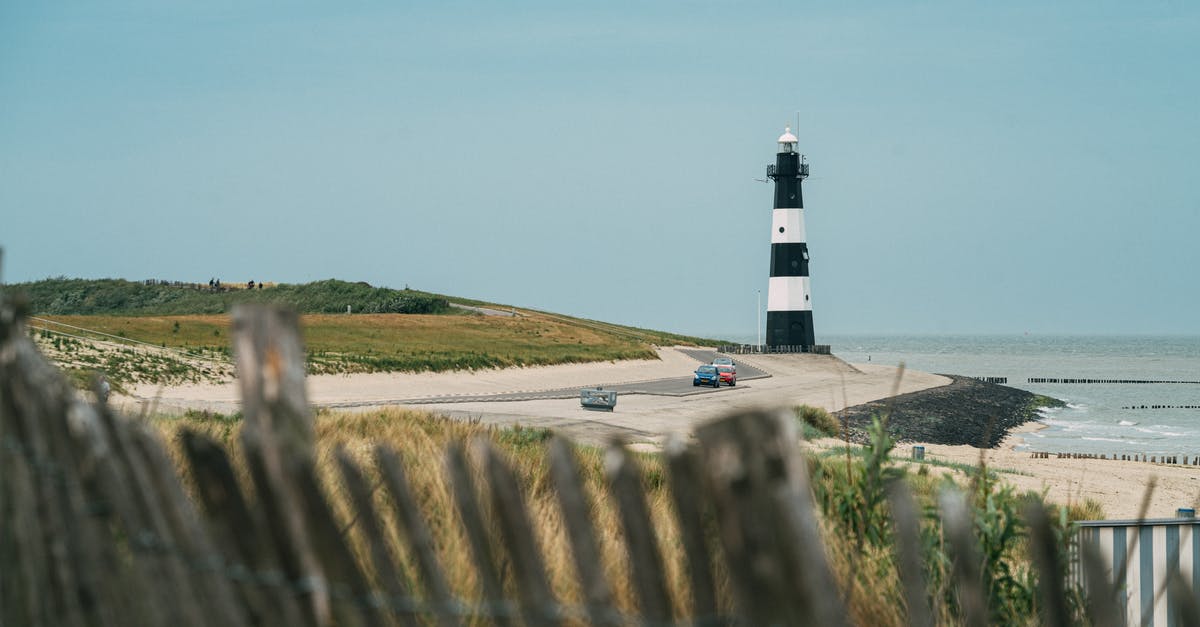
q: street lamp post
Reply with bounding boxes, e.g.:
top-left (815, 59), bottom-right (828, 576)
top-left (756, 289), bottom-right (762, 348)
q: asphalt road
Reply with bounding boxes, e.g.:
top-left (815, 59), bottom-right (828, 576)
top-left (318, 349), bottom-right (772, 408)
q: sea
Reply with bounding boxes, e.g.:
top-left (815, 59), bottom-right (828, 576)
top-left (724, 334), bottom-right (1200, 456)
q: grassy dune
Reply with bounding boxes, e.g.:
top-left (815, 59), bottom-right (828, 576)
top-left (34, 312), bottom-right (668, 373)
top-left (14, 278), bottom-right (722, 385)
top-left (156, 407), bottom-right (1104, 626)
top-left (30, 305), bottom-right (717, 386)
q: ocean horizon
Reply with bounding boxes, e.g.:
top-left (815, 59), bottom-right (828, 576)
top-left (712, 333), bottom-right (1200, 456)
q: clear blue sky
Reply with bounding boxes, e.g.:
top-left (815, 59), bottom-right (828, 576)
top-left (2, 2), bottom-right (1197, 337)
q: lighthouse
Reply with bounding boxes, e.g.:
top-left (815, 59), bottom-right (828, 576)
top-left (765, 126), bottom-right (815, 349)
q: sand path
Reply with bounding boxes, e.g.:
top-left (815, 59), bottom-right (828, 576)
top-left (123, 347), bottom-right (949, 442)
top-left (119, 346), bottom-right (1193, 519)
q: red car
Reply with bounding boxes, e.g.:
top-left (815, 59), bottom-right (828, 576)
top-left (716, 365), bottom-right (736, 386)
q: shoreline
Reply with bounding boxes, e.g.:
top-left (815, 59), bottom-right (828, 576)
top-left (1001, 419), bottom-right (1051, 450)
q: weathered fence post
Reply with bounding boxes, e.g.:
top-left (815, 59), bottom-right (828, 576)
top-left (444, 443), bottom-right (514, 626)
top-left (939, 489), bottom-right (988, 627)
top-left (664, 434), bottom-right (723, 626)
top-left (1025, 499), bottom-right (1070, 627)
top-left (373, 445), bottom-right (462, 627)
top-left (693, 409), bottom-right (847, 626)
top-left (475, 439), bottom-right (561, 627)
top-left (546, 435), bottom-right (621, 626)
top-left (605, 440), bottom-right (674, 624)
top-left (181, 429), bottom-right (309, 627)
top-left (335, 448), bottom-right (419, 626)
top-left (232, 305), bottom-right (331, 626)
top-left (886, 480), bottom-right (934, 627)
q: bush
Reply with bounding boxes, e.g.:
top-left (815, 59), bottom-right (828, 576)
top-left (9, 278), bottom-right (451, 316)
top-left (796, 404), bottom-right (840, 437)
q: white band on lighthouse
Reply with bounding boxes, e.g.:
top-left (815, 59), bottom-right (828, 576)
top-left (771, 208), bottom-right (807, 244)
top-left (766, 276), bottom-right (812, 311)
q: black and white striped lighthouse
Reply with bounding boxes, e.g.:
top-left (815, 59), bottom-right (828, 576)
top-left (765, 126), bottom-right (815, 349)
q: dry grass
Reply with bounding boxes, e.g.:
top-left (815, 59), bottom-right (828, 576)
top-left (35, 312), bottom-right (666, 380)
top-left (153, 407), bottom-right (723, 624)
top-left (152, 406), bottom-right (1088, 626)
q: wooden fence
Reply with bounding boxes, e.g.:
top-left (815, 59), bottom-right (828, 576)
top-left (716, 344), bottom-right (831, 355)
top-left (3, 300), bottom-right (1200, 625)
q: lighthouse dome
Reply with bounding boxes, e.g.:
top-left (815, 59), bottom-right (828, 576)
top-left (777, 127), bottom-right (798, 144)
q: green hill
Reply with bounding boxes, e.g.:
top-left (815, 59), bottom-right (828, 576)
top-left (12, 277), bottom-right (450, 315)
top-left (5, 278), bottom-right (724, 387)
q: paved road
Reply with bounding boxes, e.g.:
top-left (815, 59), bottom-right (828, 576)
top-left (322, 349), bottom-right (771, 409)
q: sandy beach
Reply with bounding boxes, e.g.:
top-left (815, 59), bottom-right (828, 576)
top-left (876, 422), bottom-right (1200, 520)
top-left (121, 346), bottom-right (1197, 520)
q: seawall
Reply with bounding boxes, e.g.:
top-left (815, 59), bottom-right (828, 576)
top-left (833, 375), bottom-right (1058, 448)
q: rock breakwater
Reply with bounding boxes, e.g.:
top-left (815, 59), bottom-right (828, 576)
top-left (833, 375), bottom-right (1059, 448)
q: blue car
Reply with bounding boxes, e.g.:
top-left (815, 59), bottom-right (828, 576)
top-left (693, 365), bottom-right (720, 387)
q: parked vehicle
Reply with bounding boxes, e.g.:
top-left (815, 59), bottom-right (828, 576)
top-left (693, 365), bottom-right (720, 387)
top-left (579, 387), bottom-right (617, 412)
top-left (716, 365), bottom-right (737, 386)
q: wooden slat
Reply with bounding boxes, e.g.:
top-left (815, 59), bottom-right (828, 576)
top-left (290, 458), bottom-right (377, 627)
top-left (181, 429), bottom-right (309, 627)
top-left (694, 409), bottom-right (846, 626)
top-left (0, 318), bottom-right (84, 627)
top-left (96, 402), bottom-right (208, 627)
top-left (663, 435), bottom-right (722, 627)
top-left (131, 426), bottom-right (248, 626)
top-left (232, 305), bottom-right (314, 461)
top-left (0, 437), bottom-right (45, 627)
top-left (885, 479), bottom-right (933, 627)
top-left (1024, 499), bottom-right (1069, 627)
top-left (476, 439), bottom-right (560, 627)
top-left (52, 397), bottom-right (129, 627)
top-left (605, 440), bottom-right (673, 624)
top-left (335, 447), bottom-right (416, 627)
top-left (231, 307), bottom-right (379, 627)
top-left (1, 304), bottom-right (177, 627)
top-left (374, 445), bottom-right (461, 627)
top-left (938, 489), bottom-right (987, 627)
top-left (546, 435), bottom-right (620, 626)
top-left (444, 443), bottom-right (513, 626)
top-left (63, 402), bottom-right (157, 627)
top-left (234, 305), bottom-right (329, 626)
top-left (73, 401), bottom-right (173, 627)
top-left (1078, 542), bottom-right (1121, 627)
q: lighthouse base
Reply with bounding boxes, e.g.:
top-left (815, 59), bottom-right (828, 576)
top-left (766, 310), bottom-right (815, 348)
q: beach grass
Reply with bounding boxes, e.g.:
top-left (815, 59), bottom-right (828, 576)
top-left (813, 444), bottom-right (1034, 478)
top-left (153, 406), bottom-right (1097, 626)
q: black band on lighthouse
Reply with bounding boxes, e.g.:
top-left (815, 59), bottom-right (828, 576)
top-left (773, 152), bottom-right (803, 209)
top-left (770, 242), bottom-right (810, 277)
